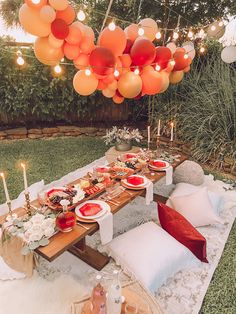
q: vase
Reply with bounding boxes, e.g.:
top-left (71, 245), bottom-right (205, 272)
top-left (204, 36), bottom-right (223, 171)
top-left (115, 141), bottom-right (132, 151)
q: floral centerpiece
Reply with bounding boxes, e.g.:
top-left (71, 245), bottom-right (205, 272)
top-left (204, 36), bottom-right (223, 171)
top-left (103, 126), bottom-right (143, 151)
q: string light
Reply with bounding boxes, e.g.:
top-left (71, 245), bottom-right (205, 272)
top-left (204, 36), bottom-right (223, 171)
top-left (173, 31), bottom-right (179, 40)
top-left (77, 10), bottom-right (86, 21)
top-left (114, 69), bottom-right (120, 77)
top-left (61, 58), bottom-right (65, 62)
top-left (134, 68), bottom-right (140, 75)
top-left (170, 60), bottom-right (176, 66)
top-left (138, 27), bottom-right (145, 36)
top-left (54, 65), bottom-right (62, 74)
top-left (187, 30), bottom-right (193, 38)
top-left (108, 21), bottom-right (116, 31)
top-left (155, 31), bottom-right (162, 39)
top-left (211, 25), bottom-right (216, 31)
top-left (184, 54), bottom-right (188, 59)
top-left (85, 68), bottom-right (91, 76)
top-left (218, 21), bottom-right (224, 27)
top-left (155, 64), bottom-right (161, 71)
top-left (199, 46), bottom-right (205, 54)
top-left (16, 56), bottom-right (25, 66)
top-left (32, 0), bottom-right (40, 4)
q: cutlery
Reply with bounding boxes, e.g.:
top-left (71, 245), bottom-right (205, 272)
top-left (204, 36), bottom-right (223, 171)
top-left (76, 221), bottom-right (90, 230)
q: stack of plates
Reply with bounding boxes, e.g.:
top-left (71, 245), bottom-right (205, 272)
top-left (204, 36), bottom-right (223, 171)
top-left (148, 159), bottom-right (170, 171)
top-left (75, 200), bottom-right (110, 223)
top-left (121, 175), bottom-right (148, 190)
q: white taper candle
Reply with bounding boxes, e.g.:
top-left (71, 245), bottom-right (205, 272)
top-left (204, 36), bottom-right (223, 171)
top-left (0, 172), bottom-right (10, 203)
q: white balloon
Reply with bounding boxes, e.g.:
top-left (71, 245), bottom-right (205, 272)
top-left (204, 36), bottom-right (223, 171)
top-left (221, 46), bottom-right (236, 64)
top-left (166, 42), bottom-right (176, 54)
top-left (207, 21), bottom-right (225, 39)
top-left (182, 44), bottom-right (196, 60)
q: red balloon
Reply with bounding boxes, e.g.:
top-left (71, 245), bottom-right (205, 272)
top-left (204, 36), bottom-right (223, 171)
top-left (123, 39), bottom-right (133, 54)
top-left (173, 51), bottom-right (191, 71)
top-left (130, 38), bottom-right (156, 66)
top-left (154, 46), bottom-right (172, 70)
top-left (51, 18), bottom-right (69, 40)
top-left (89, 47), bottom-right (115, 76)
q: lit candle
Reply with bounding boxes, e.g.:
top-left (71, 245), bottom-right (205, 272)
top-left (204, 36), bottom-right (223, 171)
top-left (147, 126), bottom-right (151, 144)
top-left (21, 163), bottom-right (28, 192)
top-left (0, 172), bottom-right (11, 203)
top-left (170, 122), bottom-right (174, 142)
top-left (157, 119), bottom-right (161, 136)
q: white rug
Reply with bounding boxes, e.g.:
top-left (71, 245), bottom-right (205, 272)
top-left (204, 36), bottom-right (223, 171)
top-left (0, 158), bottom-right (235, 314)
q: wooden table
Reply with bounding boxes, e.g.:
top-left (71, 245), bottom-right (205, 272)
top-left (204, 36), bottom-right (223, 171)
top-left (0, 154), bottom-right (187, 271)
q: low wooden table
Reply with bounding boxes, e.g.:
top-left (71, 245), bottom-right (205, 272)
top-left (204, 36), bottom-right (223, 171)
top-left (0, 154), bottom-right (187, 270)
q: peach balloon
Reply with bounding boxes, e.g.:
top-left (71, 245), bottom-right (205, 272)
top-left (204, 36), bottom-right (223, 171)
top-left (25, 0), bottom-right (47, 10)
top-left (142, 65), bottom-right (155, 73)
top-left (108, 80), bottom-right (118, 91)
top-left (97, 80), bottom-right (107, 90)
top-left (165, 61), bottom-right (175, 73)
top-left (56, 5), bottom-right (75, 25)
top-left (117, 71), bottom-right (142, 98)
top-left (124, 24), bottom-right (139, 42)
top-left (19, 4), bottom-right (51, 37)
top-left (80, 37), bottom-right (95, 54)
top-left (48, 33), bottom-right (64, 48)
top-left (40, 5), bottom-right (56, 23)
top-left (140, 69), bottom-right (163, 95)
top-left (113, 94), bottom-right (124, 104)
top-left (183, 65), bottom-right (191, 73)
top-left (83, 25), bottom-right (95, 41)
top-left (139, 18), bottom-right (158, 41)
top-left (73, 53), bottom-right (89, 70)
top-left (73, 21), bottom-right (85, 36)
top-left (98, 27), bottom-right (127, 57)
top-left (73, 70), bottom-right (98, 96)
top-left (49, 0), bottom-right (68, 11)
top-left (169, 71), bottom-right (184, 84)
top-left (63, 43), bottom-right (80, 60)
top-left (34, 37), bottom-right (64, 65)
top-left (65, 24), bottom-right (82, 45)
top-left (120, 54), bottom-right (132, 68)
top-left (102, 88), bottom-right (116, 98)
top-left (159, 72), bottom-right (170, 93)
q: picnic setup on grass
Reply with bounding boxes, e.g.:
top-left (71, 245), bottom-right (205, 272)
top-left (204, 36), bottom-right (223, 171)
top-left (0, 0), bottom-right (236, 314)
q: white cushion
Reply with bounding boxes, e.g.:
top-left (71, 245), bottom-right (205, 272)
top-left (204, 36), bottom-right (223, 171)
top-left (167, 182), bottom-right (223, 214)
top-left (105, 222), bottom-right (198, 293)
top-left (170, 187), bottom-right (223, 227)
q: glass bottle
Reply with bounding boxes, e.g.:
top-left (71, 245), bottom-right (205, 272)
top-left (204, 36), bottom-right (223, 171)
top-left (56, 199), bottom-right (76, 232)
top-left (106, 270), bottom-right (122, 314)
top-left (91, 275), bottom-right (107, 314)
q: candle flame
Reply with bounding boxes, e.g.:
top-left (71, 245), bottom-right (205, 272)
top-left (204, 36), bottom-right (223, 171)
top-left (21, 163), bottom-right (25, 169)
top-left (0, 172), bottom-right (4, 178)
top-left (170, 122), bottom-right (174, 127)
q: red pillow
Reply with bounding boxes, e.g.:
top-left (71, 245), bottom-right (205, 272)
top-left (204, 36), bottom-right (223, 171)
top-left (158, 202), bottom-right (208, 263)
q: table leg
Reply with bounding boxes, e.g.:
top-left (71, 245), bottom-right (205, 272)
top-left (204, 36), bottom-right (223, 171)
top-left (67, 238), bottom-right (110, 271)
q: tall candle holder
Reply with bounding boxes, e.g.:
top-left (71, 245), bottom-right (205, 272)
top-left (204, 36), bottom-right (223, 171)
top-left (24, 191), bottom-right (33, 216)
top-left (5, 201), bottom-right (18, 221)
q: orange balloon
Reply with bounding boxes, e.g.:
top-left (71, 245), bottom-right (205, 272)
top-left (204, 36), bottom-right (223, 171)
top-left (141, 69), bottom-right (163, 95)
top-left (159, 72), bottom-right (170, 93)
top-left (19, 4), bottom-right (51, 37)
top-left (117, 71), bottom-right (142, 98)
top-left (183, 65), bottom-right (191, 73)
top-left (40, 5), bottom-right (56, 23)
top-left (73, 70), bottom-right (98, 96)
top-left (48, 33), bottom-right (64, 48)
top-left (34, 37), bottom-right (64, 66)
top-left (98, 27), bottom-right (126, 57)
top-left (124, 24), bottom-right (139, 42)
top-left (25, 0), bottom-right (47, 9)
top-left (139, 18), bottom-right (158, 41)
top-left (56, 5), bottom-right (75, 25)
top-left (83, 25), bottom-right (95, 41)
top-left (65, 24), bottom-right (82, 45)
top-left (63, 43), bottom-right (80, 60)
top-left (120, 54), bottom-right (132, 69)
top-left (97, 80), bottom-right (107, 90)
top-left (80, 37), bottom-right (95, 54)
top-left (103, 74), bottom-right (115, 85)
top-left (49, 0), bottom-right (68, 11)
top-left (102, 88), bottom-right (116, 98)
top-left (73, 53), bottom-right (89, 70)
top-left (175, 47), bottom-right (186, 53)
top-left (142, 65), bottom-right (155, 73)
top-left (108, 80), bottom-right (118, 91)
top-left (113, 94), bottom-right (124, 104)
top-left (169, 71), bottom-right (184, 84)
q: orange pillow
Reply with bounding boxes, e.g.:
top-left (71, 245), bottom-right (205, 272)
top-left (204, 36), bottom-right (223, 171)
top-left (158, 202), bottom-right (208, 263)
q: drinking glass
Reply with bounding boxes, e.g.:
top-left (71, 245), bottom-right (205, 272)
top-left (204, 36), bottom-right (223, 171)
top-left (37, 190), bottom-right (47, 206)
top-left (125, 302), bottom-right (138, 314)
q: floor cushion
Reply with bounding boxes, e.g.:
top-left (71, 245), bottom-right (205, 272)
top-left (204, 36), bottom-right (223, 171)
top-left (105, 222), bottom-right (199, 293)
top-left (170, 187), bottom-right (223, 227)
top-left (173, 161), bottom-right (204, 185)
top-left (158, 202), bottom-right (208, 262)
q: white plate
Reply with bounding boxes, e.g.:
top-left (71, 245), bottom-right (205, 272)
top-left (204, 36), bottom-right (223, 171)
top-left (46, 186), bottom-right (85, 205)
top-left (123, 175), bottom-right (148, 188)
top-left (75, 200), bottom-right (110, 220)
top-left (149, 159), bottom-right (170, 170)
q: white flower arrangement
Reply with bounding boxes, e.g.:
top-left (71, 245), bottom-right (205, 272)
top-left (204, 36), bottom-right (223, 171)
top-left (103, 126), bottom-right (143, 145)
top-left (6, 212), bottom-right (56, 255)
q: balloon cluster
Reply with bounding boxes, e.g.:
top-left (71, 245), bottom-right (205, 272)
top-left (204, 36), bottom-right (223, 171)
top-left (19, 0), bottom-right (195, 104)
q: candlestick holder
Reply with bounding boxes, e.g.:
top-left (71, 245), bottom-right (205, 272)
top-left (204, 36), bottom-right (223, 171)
top-left (5, 201), bottom-right (18, 222)
top-left (24, 191), bottom-right (33, 216)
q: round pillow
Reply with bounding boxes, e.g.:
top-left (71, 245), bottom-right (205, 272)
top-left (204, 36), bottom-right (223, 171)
top-left (173, 160), bottom-right (204, 186)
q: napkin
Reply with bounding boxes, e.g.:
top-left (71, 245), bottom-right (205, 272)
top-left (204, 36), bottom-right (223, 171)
top-left (145, 180), bottom-right (154, 205)
top-left (96, 212), bottom-right (113, 245)
top-left (165, 166), bottom-right (173, 185)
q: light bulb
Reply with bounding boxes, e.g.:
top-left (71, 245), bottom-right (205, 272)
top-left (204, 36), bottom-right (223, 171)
top-left (155, 31), bottom-right (161, 39)
top-left (155, 64), bottom-right (161, 71)
top-left (85, 69), bottom-right (91, 76)
top-left (219, 21), bottom-right (223, 27)
top-left (134, 68), bottom-right (140, 75)
top-left (16, 50), bottom-right (22, 56)
top-left (187, 30), bottom-right (193, 38)
top-left (77, 10), bottom-right (86, 21)
top-left (16, 56), bottom-right (25, 66)
top-left (138, 27), bottom-right (144, 36)
top-left (173, 31), bottom-right (179, 40)
top-left (54, 65), bottom-right (62, 74)
top-left (32, 0), bottom-right (40, 4)
top-left (184, 54), bottom-right (188, 59)
top-left (108, 21), bottom-right (116, 31)
top-left (211, 25), bottom-right (216, 31)
top-left (170, 60), bottom-right (176, 66)
top-left (199, 46), bottom-right (205, 53)
top-left (61, 58), bottom-right (64, 62)
top-left (114, 69), bottom-right (120, 77)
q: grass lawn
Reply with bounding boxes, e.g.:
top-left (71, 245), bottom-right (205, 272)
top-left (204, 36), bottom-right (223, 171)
top-left (0, 137), bottom-right (235, 313)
